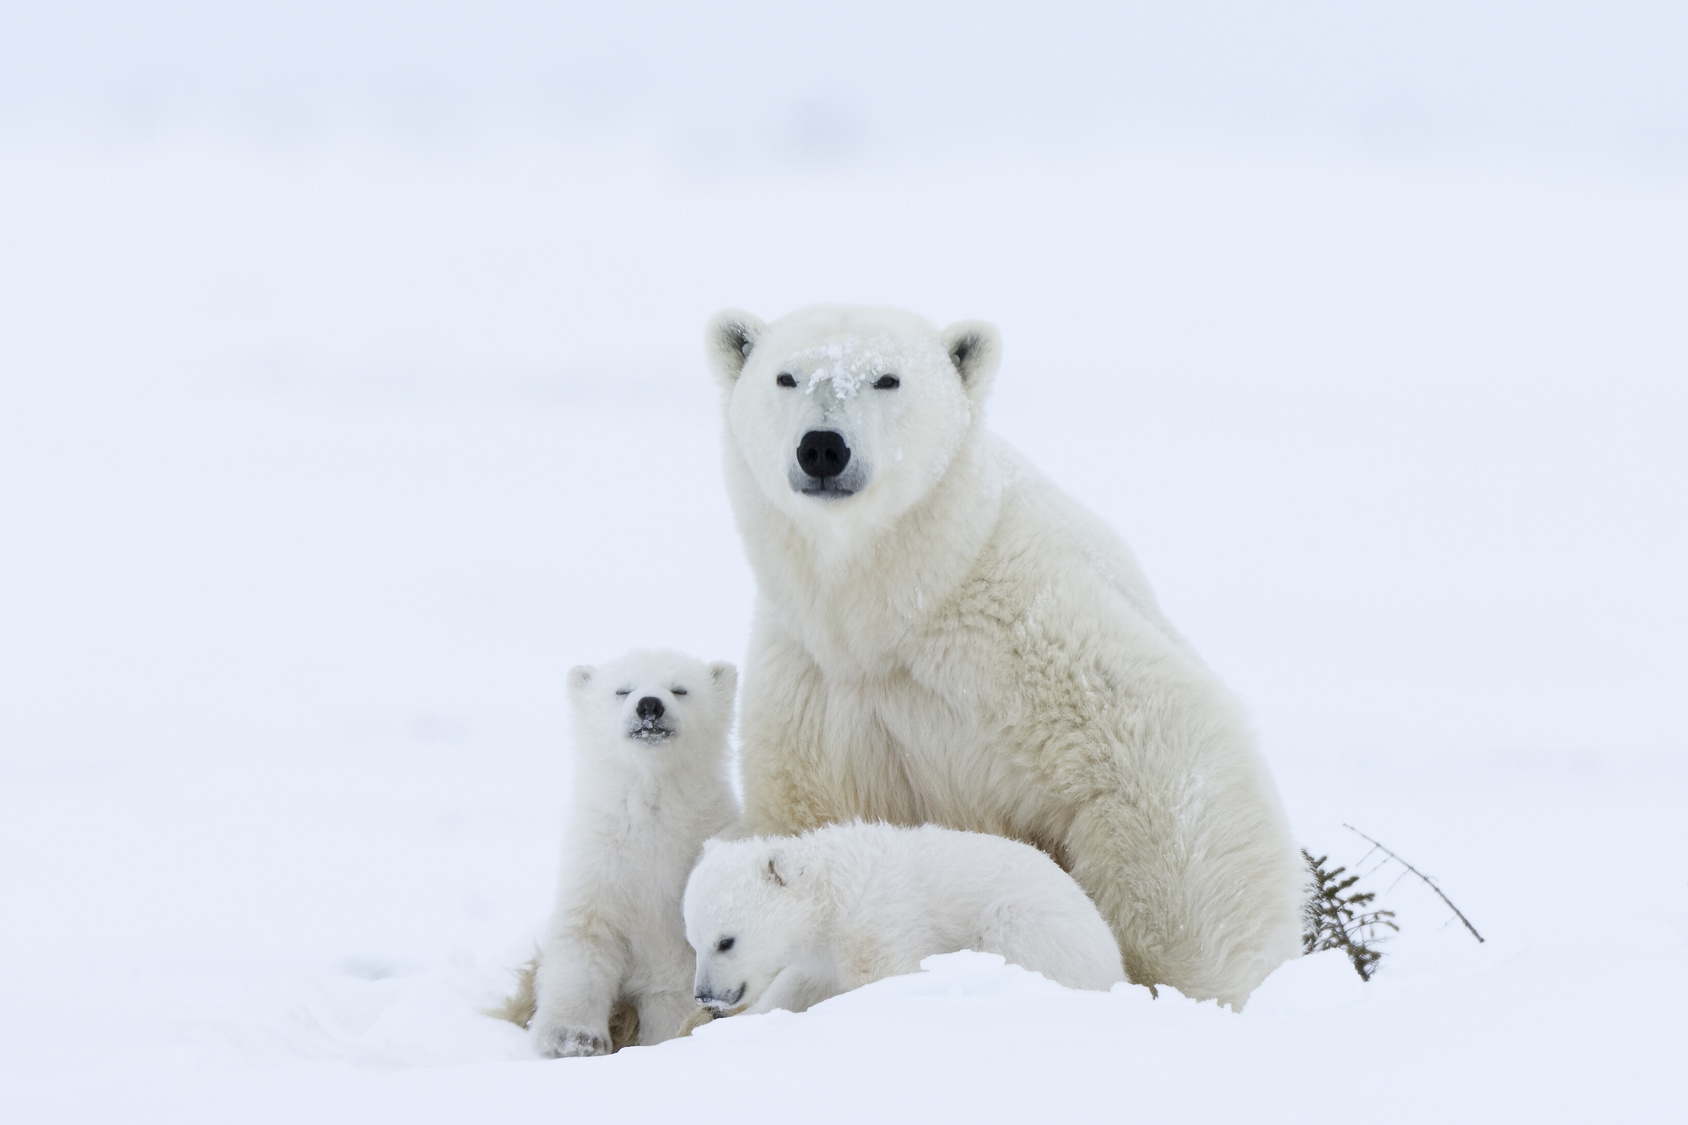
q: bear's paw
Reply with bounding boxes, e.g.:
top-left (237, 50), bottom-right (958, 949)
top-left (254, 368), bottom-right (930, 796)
top-left (533, 1021), bottom-right (612, 1058)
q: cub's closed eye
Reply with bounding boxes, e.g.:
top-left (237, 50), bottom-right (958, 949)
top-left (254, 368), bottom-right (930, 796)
top-left (672, 687), bottom-right (687, 696)
top-left (614, 689), bottom-right (631, 697)
top-left (872, 374), bottom-right (900, 389)
top-left (716, 937), bottom-right (735, 952)
top-left (776, 373), bottom-right (797, 388)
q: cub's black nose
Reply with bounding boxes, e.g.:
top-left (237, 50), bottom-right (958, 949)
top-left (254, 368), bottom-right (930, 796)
top-left (636, 696), bottom-right (664, 721)
top-left (796, 430), bottom-right (851, 479)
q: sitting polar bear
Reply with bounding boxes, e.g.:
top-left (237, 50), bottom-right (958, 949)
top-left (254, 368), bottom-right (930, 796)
top-left (685, 821), bottom-right (1125, 1015)
top-left (527, 650), bottom-right (739, 1056)
top-left (706, 305), bottom-right (1304, 1009)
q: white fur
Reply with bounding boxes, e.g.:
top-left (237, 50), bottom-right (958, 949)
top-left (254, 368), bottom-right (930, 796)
top-left (530, 650), bottom-right (739, 1056)
top-left (706, 304), bottom-right (1305, 1009)
top-left (684, 822), bottom-right (1125, 1015)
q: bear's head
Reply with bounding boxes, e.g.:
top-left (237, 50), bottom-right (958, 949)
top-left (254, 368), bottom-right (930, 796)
top-left (568, 650), bottom-right (737, 763)
top-left (684, 837), bottom-right (816, 1015)
top-left (706, 305), bottom-right (1000, 544)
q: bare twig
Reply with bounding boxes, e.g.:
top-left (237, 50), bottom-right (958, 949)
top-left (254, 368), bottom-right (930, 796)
top-left (1343, 824), bottom-right (1484, 943)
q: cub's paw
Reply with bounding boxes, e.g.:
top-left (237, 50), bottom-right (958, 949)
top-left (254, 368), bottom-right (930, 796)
top-left (532, 1021), bottom-right (611, 1058)
top-left (680, 1006), bottom-right (716, 1036)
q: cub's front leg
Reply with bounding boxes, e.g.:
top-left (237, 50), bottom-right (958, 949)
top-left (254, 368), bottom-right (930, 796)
top-left (745, 961), bottom-right (842, 1016)
top-left (530, 923), bottom-right (626, 1058)
top-left (738, 617), bottom-right (919, 833)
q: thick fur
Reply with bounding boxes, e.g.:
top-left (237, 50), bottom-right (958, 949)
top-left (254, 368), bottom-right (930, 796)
top-left (706, 304), bottom-right (1304, 1009)
top-left (685, 822), bottom-right (1126, 1015)
top-left (528, 650), bottom-right (739, 1056)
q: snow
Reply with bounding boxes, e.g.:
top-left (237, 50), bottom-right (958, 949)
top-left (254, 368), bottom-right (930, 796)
top-left (796, 339), bottom-right (905, 401)
top-left (2, 4), bottom-right (1686, 1122)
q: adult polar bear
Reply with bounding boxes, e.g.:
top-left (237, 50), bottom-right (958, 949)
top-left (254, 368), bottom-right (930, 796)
top-left (706, 305), bottom-right (1303, 1009)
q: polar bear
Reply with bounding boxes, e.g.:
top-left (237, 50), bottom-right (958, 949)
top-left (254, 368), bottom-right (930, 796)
top-left (527, 650), bottom-right (739, 1056)
top-left (705, 305), bottom-right (1305, 1009)
top-left (685, 821), bottom-right (1125, 1015)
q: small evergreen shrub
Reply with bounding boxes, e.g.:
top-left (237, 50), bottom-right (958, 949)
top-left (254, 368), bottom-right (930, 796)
top-left (1302, 848), bottom-right (1399, 981)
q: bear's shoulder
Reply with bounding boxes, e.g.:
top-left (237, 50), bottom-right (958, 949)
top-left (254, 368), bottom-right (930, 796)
top-left (964, 439), bottom-right (1171, 629)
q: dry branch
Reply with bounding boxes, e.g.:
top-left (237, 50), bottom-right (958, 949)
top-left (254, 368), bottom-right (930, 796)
top-left (1342, 824), bottom-right (1484, 943)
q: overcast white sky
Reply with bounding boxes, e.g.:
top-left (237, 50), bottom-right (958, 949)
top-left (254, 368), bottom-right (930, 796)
top-left (3, 1), bottom-right (1684, 161)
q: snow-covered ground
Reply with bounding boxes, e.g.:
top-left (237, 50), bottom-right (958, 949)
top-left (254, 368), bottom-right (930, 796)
top-left (3, 6), bottom-right (1686, 1121)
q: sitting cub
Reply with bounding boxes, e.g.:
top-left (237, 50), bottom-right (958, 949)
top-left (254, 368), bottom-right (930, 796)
top-left (529, 650), bottom-right (739, 1057)
top-left (684, 821), bottom-right (1125, 1017)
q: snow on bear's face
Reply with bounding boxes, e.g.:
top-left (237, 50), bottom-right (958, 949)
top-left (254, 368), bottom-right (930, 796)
top-left (567, 650), bottom-right (737, 759)
top-left (706, 306), bottom-right (1000, 545)
top-left (684, 839), bottom-right (814, 1015)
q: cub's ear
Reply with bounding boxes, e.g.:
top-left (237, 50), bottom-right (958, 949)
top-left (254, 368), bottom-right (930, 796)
top-left (567, 665), bottom-right (595, 692)
top-left (706, 309), bottom-right (768, 389)
top-left (939, 320), bottom-right (1001, 403)
top-left (761, 849), bottom-right (787, 888)
top-left (706, 661), bottom-right (738, 699)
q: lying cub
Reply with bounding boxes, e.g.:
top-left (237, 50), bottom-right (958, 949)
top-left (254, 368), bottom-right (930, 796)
top-left (684, 821), bottom-right (1124, 1016)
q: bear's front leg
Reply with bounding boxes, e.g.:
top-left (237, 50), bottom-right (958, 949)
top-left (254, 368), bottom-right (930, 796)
top-left (633, 988), bottom-right (705, 1046)
top-left (530, 926), bottom-right (626, 1058)
top-left (738, 617), bottom-right (920, 833)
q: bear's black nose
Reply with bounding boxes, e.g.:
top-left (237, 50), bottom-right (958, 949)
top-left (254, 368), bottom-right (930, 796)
top-left (797, 430), bottom-right (851, 479)
top-left (636, 696), bottom-right (664, 721)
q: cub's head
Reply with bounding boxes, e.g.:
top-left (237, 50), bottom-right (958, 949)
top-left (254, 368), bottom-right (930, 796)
top-left (684, 838), bottom-right (813, 1015)
top-left (567, 650), bottom-right (736, 761)
top-left (705, 305), bottom-right (1000, 539)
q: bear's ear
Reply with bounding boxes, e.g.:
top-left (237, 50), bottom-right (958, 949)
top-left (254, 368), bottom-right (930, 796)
top-left (706, 661), bottom-right (738, 699)
top-left (567, 665), bottom-right (595, 692)
top-left (939, 320), bottom-right (1001, 403)
top-left (761, 849), bottom-right (788, 888)
top-left (706, 309), bottom-right (768, 389)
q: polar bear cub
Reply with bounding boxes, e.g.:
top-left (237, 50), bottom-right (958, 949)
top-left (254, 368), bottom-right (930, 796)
top-left (684, 821), bottom-right (1125, 1016)
top-left (530, 650), bottom-right (740, 1057)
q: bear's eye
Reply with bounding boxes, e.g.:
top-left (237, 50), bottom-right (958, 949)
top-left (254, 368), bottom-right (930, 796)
top-left (776, 373), bottom-right (797, 388)
top-left (672, 687), bottom-right (687, 696)
top-left (716, 937), bottom-right (735, 952)
top-left (872, 374), bottom-right (900, 390)
top-left (614, 689), bottom-right (631, 697)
